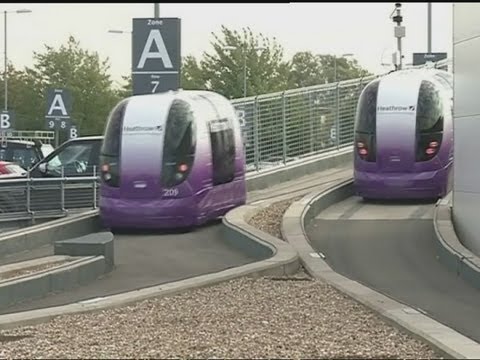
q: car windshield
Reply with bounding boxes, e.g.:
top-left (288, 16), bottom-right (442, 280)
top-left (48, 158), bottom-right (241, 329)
top-left (46, 142), bottom-right (93, 176)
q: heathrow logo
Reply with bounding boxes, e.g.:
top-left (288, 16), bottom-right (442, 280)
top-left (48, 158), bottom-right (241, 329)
top-left (377, 105), bottom-right (416, 112)
top-left (123, 125), bottom-right (163, 133)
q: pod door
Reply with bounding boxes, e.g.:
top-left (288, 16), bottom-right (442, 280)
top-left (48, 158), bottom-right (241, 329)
top-left (208, 117), bottom-right (235, 186)
top-left (414, 80), bottom-right (444, 163)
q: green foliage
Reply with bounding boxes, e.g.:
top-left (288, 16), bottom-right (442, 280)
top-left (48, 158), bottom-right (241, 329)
top-left (27, 36), bottom-right (119, 135)
top-left (183, 26), bottom-right (289, 99)
top-left (0, 36), bottom-right (121, 136)
top-left (181, 55), bottom-right (206, 90)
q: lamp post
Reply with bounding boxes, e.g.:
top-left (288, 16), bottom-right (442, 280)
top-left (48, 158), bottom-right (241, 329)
top-left (333, 53), bottom-right (354, 83)
top-left (4, 8), bottom-right (32, 111)
top-left (224, 44), bottom-right (266, 98)
top-left (108, 29), bottom-right (132, 35)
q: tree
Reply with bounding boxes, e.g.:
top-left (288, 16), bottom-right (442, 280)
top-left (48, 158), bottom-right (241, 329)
top-left (181, 55), bottom-right (206, 90)
top-left (24, 36), bottom-right (120, 135)
top-left (0, 64), bottom-right (44, 130)
top-left (115, 75), bottom-right (132, 99)
top-left (198, 26), bottom-right (289, 99)
top-left (288, 51), bottom-right (325, 88)
top-left (288, 51), bottom-right (372, 89)
top-left (317, 54), bottom-right (371, 83)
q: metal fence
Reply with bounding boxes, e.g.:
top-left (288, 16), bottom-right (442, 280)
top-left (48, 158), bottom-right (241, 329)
top-left (0, 172), bottom-right (98, 223)
top-left (0, 59), bottom-right (452, 222)
top-left (231, 75), bottom-right (379, 171)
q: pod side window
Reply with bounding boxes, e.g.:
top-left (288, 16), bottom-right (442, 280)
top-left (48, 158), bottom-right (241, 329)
top-left (161, 99), bottom-right (196, 188)
top-left (416, 80), bottom-right (444, 133)
top-left (100, 99), bottom-right (128, 187)
top-left (355, 78), bottom-right (380, 134)
top-left (209, 117), bottom-right (235, 185)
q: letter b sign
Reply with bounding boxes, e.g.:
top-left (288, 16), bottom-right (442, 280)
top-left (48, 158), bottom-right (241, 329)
top-left (69, 125), bottom-right (78, 139)
top-left (0, 111), bottom-right (14, 130)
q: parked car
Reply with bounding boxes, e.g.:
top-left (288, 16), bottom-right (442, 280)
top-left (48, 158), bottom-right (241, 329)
top-left (0, 161), bottom-right (28, 178)
top-left (0, 139), bottom-right (53, 170)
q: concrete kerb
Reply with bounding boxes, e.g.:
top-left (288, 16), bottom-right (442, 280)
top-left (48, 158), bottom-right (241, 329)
top-left (433, 200), bottom-right (480, 291)
top-left (282, 178), bottom-right (480, 359)
top-left (246, 147), bottom-right (353, 191)
top-left (0, 210), bottom-right (101, 259)
top-left (0, 149), bottom-right (351, 329)
top-left (0, 255), bottom-right (106, 311)
top-left (0, 203), bottom-right (300, 330)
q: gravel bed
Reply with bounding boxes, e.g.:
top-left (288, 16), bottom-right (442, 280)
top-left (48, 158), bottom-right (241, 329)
top-left (0, 275), bottom-right (441, 359)
top-left (0, 261), bottom-right (71, 281)
top-left (0, 197), bottom-right (441, 358)
top-left (248, 197), bottom-right (301, 239)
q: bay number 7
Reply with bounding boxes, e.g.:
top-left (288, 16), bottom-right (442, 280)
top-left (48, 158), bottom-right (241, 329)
top-left (151, 80), bottom-right (159, 93)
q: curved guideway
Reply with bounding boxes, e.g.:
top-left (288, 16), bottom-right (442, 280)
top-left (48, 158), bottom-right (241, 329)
top-left (1, 164), bottom-right (352, 315)
top-left (306, 195), bottom-right (480, 343)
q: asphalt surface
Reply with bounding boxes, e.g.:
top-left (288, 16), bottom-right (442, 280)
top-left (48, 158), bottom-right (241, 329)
top-left (2, 221), bottom-right (258, 314)
top-left (1, 165), bottom-right (352, 314)
top-left (306, 196), bottom-right (480, 343)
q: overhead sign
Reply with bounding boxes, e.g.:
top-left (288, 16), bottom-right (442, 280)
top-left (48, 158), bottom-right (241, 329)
top-left (45, 88), bottom-right (73, 130)
top-left (412, 52), bottom-right (447, 65)
top-left (0, 110), bottom-right (15, 130)
top-left (45, 117), bottom-right (71, 131)
top-left (68, 124), bottom-right (79, 139)
top-left (132, 17), bottom-right (181, 95)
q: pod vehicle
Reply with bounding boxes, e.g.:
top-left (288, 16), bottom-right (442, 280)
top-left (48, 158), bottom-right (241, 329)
top-left (353, 68), bottom-right (453, 200)
top-left (99, 90), bottom-right (247, 229)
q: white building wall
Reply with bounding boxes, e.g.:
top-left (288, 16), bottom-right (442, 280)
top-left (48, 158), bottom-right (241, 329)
top-left (452, 3), bottom-right (480, 254)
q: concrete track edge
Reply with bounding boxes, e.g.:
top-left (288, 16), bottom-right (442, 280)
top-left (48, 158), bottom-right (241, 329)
top-left (0, 149), bottom-right (351, 329)
top-left (0, 148), bottom-right (353, 258)
top-left (282, 178), bottom-right (480, 359)
top-left (433, 199), bottom-right (480, 292)
top-left (0, 200), bottom-right (299, 330)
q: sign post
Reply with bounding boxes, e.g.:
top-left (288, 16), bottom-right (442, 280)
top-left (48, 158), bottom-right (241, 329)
top-left (132, 17), bottom-right (181, 95)
top-left (0, 110), bottom-right (15, 132)
top-left (45, 88), bottom-right (73, 146)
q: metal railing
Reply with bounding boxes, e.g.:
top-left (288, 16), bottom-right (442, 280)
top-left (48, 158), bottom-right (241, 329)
top-left (0, 168), bottom-right (98, 223)
top-left (0, 130), bottom-right (55, 144)
top-left (232, 75), bottom-right (379, 172)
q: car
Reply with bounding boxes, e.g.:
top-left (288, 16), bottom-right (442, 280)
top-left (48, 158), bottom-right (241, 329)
top-left (0, 161), bottom-right (28, 178)
top-left (0, 139), bottom-right (52, 170)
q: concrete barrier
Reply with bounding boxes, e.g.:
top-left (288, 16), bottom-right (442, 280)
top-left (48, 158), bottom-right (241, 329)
top-left (0, 210), bottom-right (102, 260)
top-left (433, 200), bottom-right (480, 291)
top-left (246, 148), bottom-right (352, 192)
top-left (0, 255), bottom-right (106, 311)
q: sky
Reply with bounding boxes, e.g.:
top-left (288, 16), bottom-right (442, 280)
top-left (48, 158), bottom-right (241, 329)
top-left (1, 2), bottom-right (452, 87)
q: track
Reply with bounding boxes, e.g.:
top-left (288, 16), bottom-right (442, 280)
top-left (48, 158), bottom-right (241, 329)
top-left (306, 195), bottom-right (480, 343)
top-left (1, 165), bottom-right (352, 314)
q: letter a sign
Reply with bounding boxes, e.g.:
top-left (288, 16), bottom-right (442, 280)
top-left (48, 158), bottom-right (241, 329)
top-left (45, 88), bottom-right (72, 130)
top-left (132, 17), bottom-right (181, 96)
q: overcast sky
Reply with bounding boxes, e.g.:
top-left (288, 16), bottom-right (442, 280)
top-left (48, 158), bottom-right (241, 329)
top-left (2, 2), bottom-right (452, 85)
